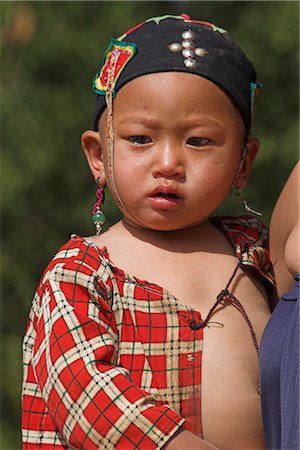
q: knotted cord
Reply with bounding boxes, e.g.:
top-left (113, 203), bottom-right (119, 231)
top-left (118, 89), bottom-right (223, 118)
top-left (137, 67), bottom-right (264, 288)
top-left (190, 256), bottom-right (259, 354)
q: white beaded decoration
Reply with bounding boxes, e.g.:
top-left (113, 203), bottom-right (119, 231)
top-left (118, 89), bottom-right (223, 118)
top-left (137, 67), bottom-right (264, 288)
top-left (168, 29), bottom-right (208, 68)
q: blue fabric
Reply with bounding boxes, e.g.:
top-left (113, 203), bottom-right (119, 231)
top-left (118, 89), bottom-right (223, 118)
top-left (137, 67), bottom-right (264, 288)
top-left (260, 274), bottom-right (299, 450)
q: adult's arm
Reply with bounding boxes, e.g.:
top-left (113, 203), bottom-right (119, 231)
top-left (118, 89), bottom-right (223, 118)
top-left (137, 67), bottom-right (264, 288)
top-left (270, 161), bottom-right (300, 296)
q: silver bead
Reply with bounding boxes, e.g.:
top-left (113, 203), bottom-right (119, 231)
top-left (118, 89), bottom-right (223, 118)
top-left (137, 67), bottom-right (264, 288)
top-left (194, 47), bottom-right (208, 57)
top-left (181, 30), bottom-right (197, 41)
top-left (184, 58), bottom-right (196, 68)
top-left (182, 40), bottom-right (194, 49)
top-left (182, 48), bottom-right (194, 59)
top-left (168, 42), bottom-right (183, 52)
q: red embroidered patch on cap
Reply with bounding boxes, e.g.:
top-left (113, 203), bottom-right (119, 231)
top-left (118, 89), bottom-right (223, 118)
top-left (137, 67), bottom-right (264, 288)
top-left (93, 39), bottom-right (137, 96)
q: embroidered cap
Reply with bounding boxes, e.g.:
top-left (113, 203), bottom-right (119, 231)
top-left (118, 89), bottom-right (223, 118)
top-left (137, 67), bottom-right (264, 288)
top-left (92, 14), bottom-right (261, 134)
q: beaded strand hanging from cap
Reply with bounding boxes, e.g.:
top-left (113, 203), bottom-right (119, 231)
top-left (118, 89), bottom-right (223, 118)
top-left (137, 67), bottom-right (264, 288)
top-left (105, 49), bottom-right (126, 211)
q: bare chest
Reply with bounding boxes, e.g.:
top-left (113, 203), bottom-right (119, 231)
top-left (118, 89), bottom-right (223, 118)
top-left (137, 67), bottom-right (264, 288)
top-left (110, 247), bottom-right (270, 449)
top-left (117, 248), bottom-right (266, 313)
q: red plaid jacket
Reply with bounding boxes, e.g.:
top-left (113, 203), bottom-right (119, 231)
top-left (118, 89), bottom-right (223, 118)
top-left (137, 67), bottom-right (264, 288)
top-left (22, 216), bottom-right (274, 449)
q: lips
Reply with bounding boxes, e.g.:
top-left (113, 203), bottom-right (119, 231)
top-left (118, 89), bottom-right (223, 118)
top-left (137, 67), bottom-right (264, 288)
top-left (148, 186), bottom-right (183, 209)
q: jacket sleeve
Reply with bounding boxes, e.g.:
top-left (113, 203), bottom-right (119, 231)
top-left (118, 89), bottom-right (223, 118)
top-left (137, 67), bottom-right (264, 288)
top-left (31, 247), bottom-right (184, 449)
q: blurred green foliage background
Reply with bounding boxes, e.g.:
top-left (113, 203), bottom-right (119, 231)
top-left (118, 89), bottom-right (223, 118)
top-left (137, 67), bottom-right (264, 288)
top-left (1, 1), bottom-right (299, 448)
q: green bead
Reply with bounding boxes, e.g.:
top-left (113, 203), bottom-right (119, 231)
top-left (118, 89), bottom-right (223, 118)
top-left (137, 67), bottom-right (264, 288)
top-left (92, 211), bottom-right (106, 224)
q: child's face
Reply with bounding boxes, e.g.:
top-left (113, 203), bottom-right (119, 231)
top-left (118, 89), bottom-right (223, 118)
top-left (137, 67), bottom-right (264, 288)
top-left (84, 72), bottom-right (258, 231)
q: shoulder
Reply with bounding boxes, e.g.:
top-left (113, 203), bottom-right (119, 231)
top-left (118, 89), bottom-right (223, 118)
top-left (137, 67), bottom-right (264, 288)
top-left (271, 163), bottom-right (299, 247)
top-left (211, 214), bottom-right (268, 249)
top-left (38, 235), bottom-right (112, 288)
top-left (32, 235), bottom-right (117, 318)
top-left (211, 215), bottom-right (275, 287)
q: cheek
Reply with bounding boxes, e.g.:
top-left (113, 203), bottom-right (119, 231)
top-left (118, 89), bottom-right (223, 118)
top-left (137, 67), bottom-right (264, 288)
top-left (114, 152), bottom-right (146, 177)
top-left (107, 156), bottom-right (142, 202)
top-left (191, 156), bottom-right (239, 201)
top-left (194, 153), bottom-right (239, 180)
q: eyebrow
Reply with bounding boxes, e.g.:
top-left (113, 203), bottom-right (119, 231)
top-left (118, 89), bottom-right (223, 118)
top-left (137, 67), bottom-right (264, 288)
top-left (118, 116), bottom-right (224, 130)
top-left (117, 116), bottom-right (160, 128)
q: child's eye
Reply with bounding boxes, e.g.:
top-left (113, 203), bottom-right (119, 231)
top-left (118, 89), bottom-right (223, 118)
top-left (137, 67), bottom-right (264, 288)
top-left (186, 137), bottom-right (212, 147)
top-left (129, 136), bottom-right (153, 145)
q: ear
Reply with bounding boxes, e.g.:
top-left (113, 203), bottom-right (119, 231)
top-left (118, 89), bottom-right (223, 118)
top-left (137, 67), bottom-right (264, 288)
top-left (81, 130), bottom-right (106, 184)
top-left (235, 136), bottom-right (260, 189)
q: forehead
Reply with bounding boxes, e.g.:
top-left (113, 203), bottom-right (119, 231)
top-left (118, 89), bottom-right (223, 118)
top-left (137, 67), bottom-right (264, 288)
top-left (106, 72), bottom-right (243, 129)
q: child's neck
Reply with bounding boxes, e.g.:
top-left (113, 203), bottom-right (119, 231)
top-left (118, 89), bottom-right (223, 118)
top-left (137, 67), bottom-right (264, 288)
top-left (111, 217), bottom-right (222, 254)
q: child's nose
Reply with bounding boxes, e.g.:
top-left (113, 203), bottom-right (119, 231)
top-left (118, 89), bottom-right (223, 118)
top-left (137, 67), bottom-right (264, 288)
top-left (152, 142), bottom-right (185, 179)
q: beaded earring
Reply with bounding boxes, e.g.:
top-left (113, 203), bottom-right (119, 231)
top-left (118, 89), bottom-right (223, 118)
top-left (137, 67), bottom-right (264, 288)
top-left (233, 185), bottom-right (262, 217)
top-left (230, 142), bottom-right (262, 217)
top-left (92, 179), bottom-right (106, 235)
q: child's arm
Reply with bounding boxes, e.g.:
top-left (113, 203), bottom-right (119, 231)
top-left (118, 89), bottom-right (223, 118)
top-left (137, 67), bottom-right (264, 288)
top-left (270, 161), bottom-right (299, 296)
top-left (27, 248), bottom-right (184, 449)
top-left (163, 429), bottom-right (220, 449)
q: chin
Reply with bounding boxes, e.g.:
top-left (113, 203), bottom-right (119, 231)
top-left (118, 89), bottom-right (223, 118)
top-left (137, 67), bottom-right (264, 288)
top-left (141, 217), bottom-right (207, 232)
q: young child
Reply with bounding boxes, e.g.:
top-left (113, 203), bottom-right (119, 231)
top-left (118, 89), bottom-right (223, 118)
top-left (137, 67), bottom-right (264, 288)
top-left (22, 14), bottom-right (275, 450)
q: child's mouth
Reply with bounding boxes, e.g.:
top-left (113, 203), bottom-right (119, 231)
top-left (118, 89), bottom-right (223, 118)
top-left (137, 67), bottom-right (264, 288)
top-left (153, 192), bottom-right (179, 199)
top-left (149, 188), bottom-right (182, 209)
